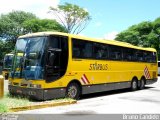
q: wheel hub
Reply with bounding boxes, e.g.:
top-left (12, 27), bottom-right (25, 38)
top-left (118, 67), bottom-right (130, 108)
top-left (68, 86), bottom-right (77, 98)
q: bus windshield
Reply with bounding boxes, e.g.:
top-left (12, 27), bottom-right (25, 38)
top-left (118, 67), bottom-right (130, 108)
top-left (3, 54), bottom-right (13, 69)
top-left (12, 37), bottom-right (46, 80)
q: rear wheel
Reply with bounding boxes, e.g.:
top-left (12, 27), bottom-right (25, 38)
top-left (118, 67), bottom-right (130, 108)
top-left (131, 78), bottom-right (138, 91)
top-left (139, 78), bottom-right (145, 90)
top-left (66, 83), bottom-right (80, 100)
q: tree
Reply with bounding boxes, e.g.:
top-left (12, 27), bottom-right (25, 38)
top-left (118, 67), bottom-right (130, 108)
top-left (115, 19), bottom-right (160, 59)
top-left (0, 11), bottom-right (37, 62)
top-left (23, 19), bottom-right (67, 33)
top-left (0, 40), bottom-right (4, 60)
top-left (0, 11), bottom-right (37, 43)
top-left (0, 10), bottom-right (67, 61)
top-left (0, 40), bottom-right (13, 61)
top-left (116, 21), bottom-right (153, 46)
top-left (153, 17), bottom-right (160, 35)
top-left (116, 30), bottom-right (140, 45)
top-left (49, 2), bottom-right (91, 34)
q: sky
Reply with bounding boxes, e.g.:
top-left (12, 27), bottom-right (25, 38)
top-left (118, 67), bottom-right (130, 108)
top-left (0, 0), bottom-right (160, 39)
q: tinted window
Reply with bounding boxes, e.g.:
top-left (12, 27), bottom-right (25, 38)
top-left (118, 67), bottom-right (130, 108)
top-left (122, 48), bottom-right (136, 61)
top-left (135, 50), bottom-right (143, 62)
top-left (93, 43), bottom-right (108, 60)
top-left (109, 45), bottom-right (122, 60)
top-left (143, 51), bottom-right (157, 63)
top-left (152, 52), bottom-right (157, 63)
top-left (72, 39), bottom-right (93, 59)
top-left (72, 38), bottom-right (157, 63)
top-left (48, 36), bottom-right (60, 48)
top-left (143, 51), bottom-right (152, 62)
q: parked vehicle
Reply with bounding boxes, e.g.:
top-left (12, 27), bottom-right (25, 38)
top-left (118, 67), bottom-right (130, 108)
top-left (2, 53), bottom-right (14, 80)
top-left (158, 61), bottom-right (160, 76)
top-left (9, 32), bottom-right (158, 100)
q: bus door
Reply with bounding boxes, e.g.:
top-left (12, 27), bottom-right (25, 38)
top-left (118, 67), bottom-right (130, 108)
top-left (45, 36), bottom-right (68, 82)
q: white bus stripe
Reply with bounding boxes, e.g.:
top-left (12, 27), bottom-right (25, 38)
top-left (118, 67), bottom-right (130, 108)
top-left (82, 75), bottom-right (88, 84)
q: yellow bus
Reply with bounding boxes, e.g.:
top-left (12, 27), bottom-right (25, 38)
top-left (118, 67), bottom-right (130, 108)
top-left (2, 53), bottom-right (14, 80)
top-left (3, 53), bottom-right (23, 80)
top-left (8, 32), bottom-right (158, 100)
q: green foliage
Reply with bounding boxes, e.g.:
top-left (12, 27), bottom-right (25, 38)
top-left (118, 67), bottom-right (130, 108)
top-left (153, 17), bottom-right (160, 34)
top-left (0, 103), bottom-right (8, 113)
top-left (0, 10), bottom-right (67, 62)
top-left (23, 19), bottom-right (67, 33)
top-left (49, 2), bottom-right (91, 34)
top-left (0, 40), bottom-right (14, 61)
top-left (115, 18), bottom-right (160, 59)
top-left (116, 30), bottom-right (140, 45)
top-left (0, 10), bottom-right (37, 43)
top-left (0, 11), bottom-right (37, 61)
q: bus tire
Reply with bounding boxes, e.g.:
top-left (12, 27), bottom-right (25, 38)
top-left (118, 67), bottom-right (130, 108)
top-left (66, 82), bottom-right (80, 100)
top-left (139, 78), bottom-right (145, 90)
top-left (131, 78), bottom-right (138, 91)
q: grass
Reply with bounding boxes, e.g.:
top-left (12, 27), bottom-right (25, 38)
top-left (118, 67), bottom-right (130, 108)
top-left (0, 93), bottom-right (32, 113)
top-left (0, 103), bottom-right (8, 113)
top-left (0, 92), bottom-right (75, 113)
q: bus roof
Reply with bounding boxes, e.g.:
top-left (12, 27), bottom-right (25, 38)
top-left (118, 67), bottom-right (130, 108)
top-left (18, 32), bottom-right (69, 38)
top-left (18, 32), bottom-right (157, 52)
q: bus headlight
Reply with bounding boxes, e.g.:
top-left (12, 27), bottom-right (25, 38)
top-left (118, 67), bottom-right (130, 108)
top-left (8, 81), bottom-right (12, 85)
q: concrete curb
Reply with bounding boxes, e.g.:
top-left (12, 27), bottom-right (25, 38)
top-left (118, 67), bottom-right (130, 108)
top-left (10, 100), bottom-right (77, 112)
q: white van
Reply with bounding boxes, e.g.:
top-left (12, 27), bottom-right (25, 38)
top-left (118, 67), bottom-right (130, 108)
top-left (158, 61), bottom-right (160, 75)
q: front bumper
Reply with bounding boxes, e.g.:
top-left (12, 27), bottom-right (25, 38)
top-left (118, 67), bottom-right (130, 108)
top-left (8, 85), bottom-right (66, 100)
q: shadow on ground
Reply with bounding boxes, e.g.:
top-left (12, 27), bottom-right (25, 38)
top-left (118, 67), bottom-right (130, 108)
top-left (80, 86), bottom-right (154, 100)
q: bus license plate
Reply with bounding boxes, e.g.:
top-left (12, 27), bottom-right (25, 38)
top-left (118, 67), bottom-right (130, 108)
top-left (16, 90), bottom-right (22, 93)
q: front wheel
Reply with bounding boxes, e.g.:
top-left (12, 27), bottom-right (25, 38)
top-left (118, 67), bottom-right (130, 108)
top-left (66, 83), bottom-right (80, 100)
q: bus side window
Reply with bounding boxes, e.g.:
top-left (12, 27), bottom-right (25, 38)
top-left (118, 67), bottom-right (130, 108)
top-left (72, 39), bottom-right (84, 59)
top-left (144, 51), bottom-right (152, 62)
top-left (143, 51), bottom-right (148, 62)
top-left (72, 38), bottom-right (93, 59)
top-left (73, 48), bottom-right (80, 58)
top-left (109, 45), bottom-right (122, 60)
top-left (152, 52), bottom-right (157, 63)
top-left (122, 48), bottom-right (130, 61)
top-left (83, 43), bottom-right (93, 58)
top-left (93, 43), bottom-right (108, 60)
top-left (136, 51), bottom-right (143, 62)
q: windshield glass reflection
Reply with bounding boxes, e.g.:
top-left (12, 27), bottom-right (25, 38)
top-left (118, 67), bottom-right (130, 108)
top-left (12, 37), bottom-right (46, 80)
